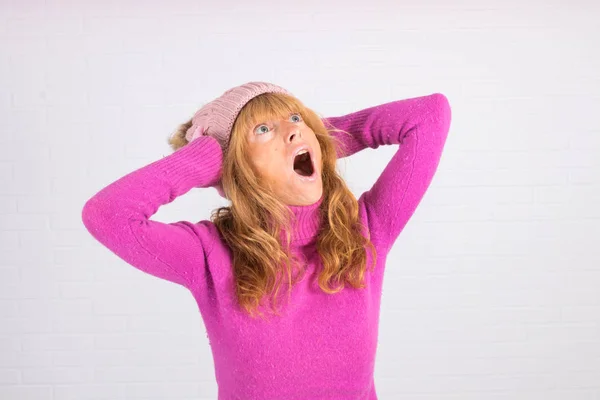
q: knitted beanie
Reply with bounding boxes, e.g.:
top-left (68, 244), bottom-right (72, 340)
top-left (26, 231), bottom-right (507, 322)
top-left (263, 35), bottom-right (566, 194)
top-left (185, 81), bottom-right (293, 155)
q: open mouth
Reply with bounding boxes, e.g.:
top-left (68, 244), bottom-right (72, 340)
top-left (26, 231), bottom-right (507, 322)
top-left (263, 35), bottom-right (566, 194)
top-left (293, 150), bottom-right (314, 177)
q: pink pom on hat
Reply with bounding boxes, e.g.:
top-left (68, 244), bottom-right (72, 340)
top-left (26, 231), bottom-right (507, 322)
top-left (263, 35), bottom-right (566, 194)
top-left (185, 81), bottom-right (293, 154)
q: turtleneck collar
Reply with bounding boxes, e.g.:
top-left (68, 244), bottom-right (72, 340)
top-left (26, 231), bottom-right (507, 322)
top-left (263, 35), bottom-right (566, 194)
top-left (283, 193), bottom-right (325, 246)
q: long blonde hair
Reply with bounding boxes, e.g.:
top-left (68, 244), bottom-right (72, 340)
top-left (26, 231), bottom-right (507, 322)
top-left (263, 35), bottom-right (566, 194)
top-left (169, 92), bottom-right (376, 319)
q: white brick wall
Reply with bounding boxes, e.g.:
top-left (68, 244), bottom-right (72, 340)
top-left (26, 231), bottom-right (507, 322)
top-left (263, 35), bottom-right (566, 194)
top-left (1, 1), bottom-right (599, 399)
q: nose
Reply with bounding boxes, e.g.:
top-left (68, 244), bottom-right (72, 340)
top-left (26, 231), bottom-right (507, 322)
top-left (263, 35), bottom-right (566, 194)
top-left (280, 120), bottom-right (301, 143)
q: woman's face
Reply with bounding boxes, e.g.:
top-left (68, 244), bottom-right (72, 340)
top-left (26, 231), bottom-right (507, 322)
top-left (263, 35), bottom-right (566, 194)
top-left (245, 112), bottom-right (323, 206)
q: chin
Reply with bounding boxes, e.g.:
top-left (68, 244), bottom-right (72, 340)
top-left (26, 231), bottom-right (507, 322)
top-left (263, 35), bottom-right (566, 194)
top-left (298, 187), bottom-right (323, 205)
top-left (278, 173), bottom-right (323, 205)
top-left (281, 189), bottom-right (319, 206)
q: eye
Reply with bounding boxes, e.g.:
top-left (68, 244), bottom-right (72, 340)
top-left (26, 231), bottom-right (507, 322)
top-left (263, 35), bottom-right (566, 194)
top-left (255, 124), bottom-right (271, 135)
top-left (254, 114), bottom-right (301, 136)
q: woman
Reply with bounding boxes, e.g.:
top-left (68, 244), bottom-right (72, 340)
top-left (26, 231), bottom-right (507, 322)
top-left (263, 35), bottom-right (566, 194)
top-left (82, 81), bottom-right (451, 399)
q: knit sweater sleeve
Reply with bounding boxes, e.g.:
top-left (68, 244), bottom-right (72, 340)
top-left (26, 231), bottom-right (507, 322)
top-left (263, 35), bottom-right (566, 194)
top-left (323, 93), bottom-right (451, 253)
top-left (81, 136), bottom-right (223, 290)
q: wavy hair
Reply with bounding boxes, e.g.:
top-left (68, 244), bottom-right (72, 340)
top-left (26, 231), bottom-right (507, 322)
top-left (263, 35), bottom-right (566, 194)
top-left (169, 92), bottom-right (376, 319)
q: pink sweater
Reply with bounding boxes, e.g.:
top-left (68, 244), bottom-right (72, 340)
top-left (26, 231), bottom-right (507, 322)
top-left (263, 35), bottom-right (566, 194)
top-left (82, 93), bottom-right (451, 399)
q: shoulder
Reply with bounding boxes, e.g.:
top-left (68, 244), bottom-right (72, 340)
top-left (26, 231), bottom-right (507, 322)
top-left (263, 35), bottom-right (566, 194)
top-left (185, 219), bottom-right (221, 256)
top-left (191, 219), bottom-right (233, 263)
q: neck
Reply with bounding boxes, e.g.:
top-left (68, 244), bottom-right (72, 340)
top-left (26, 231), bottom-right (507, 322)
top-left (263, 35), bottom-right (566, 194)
top-left (283, 193), bottom-right (324, 246)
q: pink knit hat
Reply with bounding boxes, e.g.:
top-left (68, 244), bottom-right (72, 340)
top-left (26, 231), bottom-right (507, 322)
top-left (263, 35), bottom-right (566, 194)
top-left (185, 81), bottom-right (293, 154)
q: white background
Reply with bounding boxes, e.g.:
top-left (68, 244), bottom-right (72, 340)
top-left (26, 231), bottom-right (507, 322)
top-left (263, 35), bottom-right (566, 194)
top-left (1, 1), bottom-right (599, 399)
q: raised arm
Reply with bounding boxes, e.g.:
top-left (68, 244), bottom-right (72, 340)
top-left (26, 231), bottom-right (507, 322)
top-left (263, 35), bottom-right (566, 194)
top-left (323, 93), bottom-right (451, 253)
top-left (81, 136), bottom-right (223, 290)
